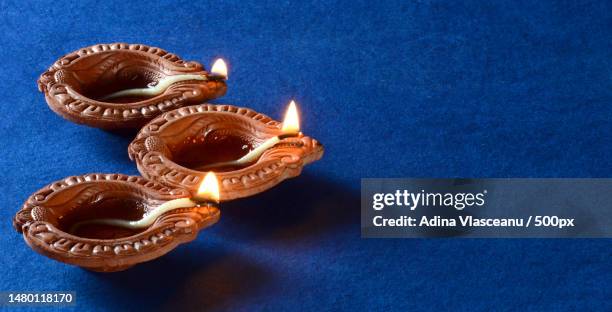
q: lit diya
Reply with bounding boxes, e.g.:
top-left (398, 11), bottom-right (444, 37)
top-left (129, 101), bottom-right (324, 201)
top-left (70, 172), bottom-right (219, 231)
top-left (13, 173), bottom-right (221, 272)
top-left (38, 43), bottom-right (228, 129)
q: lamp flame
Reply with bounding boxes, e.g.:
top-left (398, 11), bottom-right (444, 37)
top-left (210, 58), bottom-right (228, 79)
top-left (281, 100), bottom-right (300, 134)
top-left (196, 172), bottom-right (220, 203)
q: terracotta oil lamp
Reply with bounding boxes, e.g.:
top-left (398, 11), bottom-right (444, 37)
top-left (13, 173), bottom-right (221, 272)
top-left (38, 43), bottom-right (228, 129)
top-left (128, 102), bottom-right (324, 201)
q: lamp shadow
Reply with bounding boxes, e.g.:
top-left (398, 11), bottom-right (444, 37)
top-left (86, 242), bottom-right (271, 311)
top-left (217, 172), bottom-right (360, 243)
top-left (82, 172), bottom-right (349, 311)
top-left (103, 127), bottom-right (140, 139)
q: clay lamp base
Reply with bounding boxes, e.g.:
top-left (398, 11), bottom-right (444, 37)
top-left (13, 174), bottom-right (220, 272)
top-left (128, 103), bottom-right (324, 201)
top-left (38, 43), bottom-right (228, 129)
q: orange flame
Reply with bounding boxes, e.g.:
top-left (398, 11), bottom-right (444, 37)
top-left (281, 100), bottom-right (300, 134)
top-left (210, 59), bottom-right (228, 79)
top-left (196, 172), bottom-right (220, 202)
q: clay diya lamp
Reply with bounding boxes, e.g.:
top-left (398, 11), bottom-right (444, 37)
top-left (13, 173), bottom-right (221, 272)
top-left (38, 43), bottom-right (228, 129)
top-left (128, 101), bottom-right (324, 201)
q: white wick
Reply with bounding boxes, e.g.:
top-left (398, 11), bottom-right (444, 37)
top-left (102, 74), bottom-right (208, 100)
top-left (71, 172), bottom-right (220, 232)
top-left (70, 198), bottom-right (200, 231)
top-left (195, 136), bottom-right (282, 171)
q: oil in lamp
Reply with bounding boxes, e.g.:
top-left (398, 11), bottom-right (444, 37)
top-left (103, 59), bottom-right (228, 100)
top-left (196, 100), bottom-right (301, 170)
top-left (71, 172), bottom-right (220, 231)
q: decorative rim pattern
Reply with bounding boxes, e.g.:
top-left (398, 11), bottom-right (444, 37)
top-left (38, 43), bottom-right (227, 129)
top-left (14, 173), bottom-right (220, 272)
top-left (128, 104), bottom-right (324, 201)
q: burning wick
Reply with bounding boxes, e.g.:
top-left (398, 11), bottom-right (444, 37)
top-left (102, 58), bottom-right (228, 100)
top-left (209, 58), bottom-right (228, 80)
top-left (70, 172), bottom-right (220, 232)
top-left (195, 100), bottom-right (301, 171)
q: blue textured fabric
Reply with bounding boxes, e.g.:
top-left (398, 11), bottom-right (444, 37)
top-left (0, 0), bottom-right (610, 311)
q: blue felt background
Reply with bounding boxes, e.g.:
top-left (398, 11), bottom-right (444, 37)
top-left (0, 0), bottom-right (610, 311)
